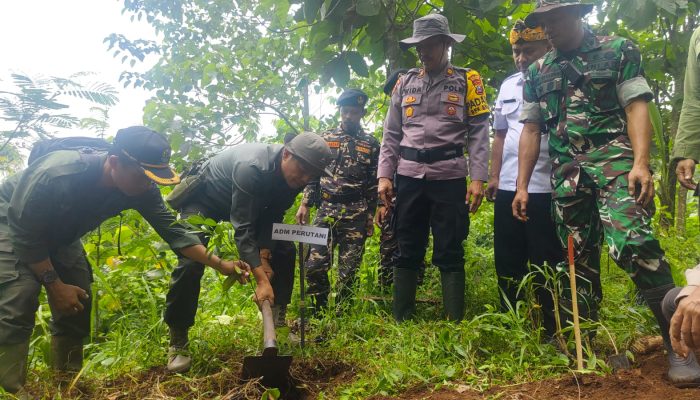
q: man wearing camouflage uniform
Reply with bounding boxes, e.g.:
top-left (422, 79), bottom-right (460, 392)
top-left (512, 0), bottom-right (696, 385)
top-left (378, 14), bottom-right (490, 322)
top-left (296, 89), bottom-right (380, 313)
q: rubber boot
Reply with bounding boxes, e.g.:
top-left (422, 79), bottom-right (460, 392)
top-left (51, 336), bottom-right (83, 372)
top-left (0, 341), bottom-right (29, 394)
top-left (392, 267), bottom-right (418, 322)
top-left (643, 284), bottom-right (700, 387)
top-left (167, 327), bottom-right (191, 373)
top-left (440, 270), bottom-right (465, 321)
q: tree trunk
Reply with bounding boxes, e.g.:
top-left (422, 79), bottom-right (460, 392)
top-left (383, 0), bottom-right (401, 72)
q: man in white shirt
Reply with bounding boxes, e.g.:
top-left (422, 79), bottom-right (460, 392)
top-left (486, 20), bottom-right (564, 336)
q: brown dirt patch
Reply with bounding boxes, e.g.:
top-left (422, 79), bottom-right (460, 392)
top-left (24, 353), bottom-right (353, 399)
top-left (373, 349), bottom-right (700, 400)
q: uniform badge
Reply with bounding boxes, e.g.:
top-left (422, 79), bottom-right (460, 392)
top-left (358, 96), bottom-right (366, 105)
top-left (356, 145), bottom-right (370, 154)
top-left (446, 68), bottom-right (454, 76)
top-left (468, 74), bottom-right (485, 95)
top-left (447, 93), bottom-right (460, 103)
top-left (392, 78), bottom-right (401, 94)
top-left (418, 69), bottom-right (425, 78)
top-left (160, 149), bottom-right (169, 163)
top-left (405, 96), bottom-right (416, 104)
top-left (406, 107), bottom-right (414, 117)
top-left (327, 141), bottom-right (341, 148)
top-left (446, 105), bottom-right (457, 116)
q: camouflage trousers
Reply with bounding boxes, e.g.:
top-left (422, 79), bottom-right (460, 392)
top-left (378, 205), bottom-right (426, 287)
top-left (306, 209), bottom-right (368, 307)
top-left (552, 171), bottom-right (674, 316)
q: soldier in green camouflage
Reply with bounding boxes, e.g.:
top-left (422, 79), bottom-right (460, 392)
top-left (512, 0), bottom-right (695, 384)
top-left (296, 89), bottom-right (380, 314)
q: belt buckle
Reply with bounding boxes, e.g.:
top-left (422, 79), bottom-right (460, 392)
top-left (417, 148), bottom-right (428, 163)
top-left (322, 192), bottom-right (331, 200)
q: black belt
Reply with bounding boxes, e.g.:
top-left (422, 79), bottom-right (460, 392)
top-left (321, 190), bottom-right (363, 204)
top-left (400, 145), bottom-right (463, 164)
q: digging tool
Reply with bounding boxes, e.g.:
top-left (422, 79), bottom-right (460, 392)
top-left (241, 299), bottom-right (292, 391)
top-left (299, 242), bottom-right (306, 348)
top-left (567, 235), bottom-right (584, 371)
top-left (601, 324), bottom-right (631, 371)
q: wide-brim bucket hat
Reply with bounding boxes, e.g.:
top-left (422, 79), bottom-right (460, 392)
top-left (399, 14), bottom-right (465, 51)
top-left (525, 0), bottom-right (594, 27)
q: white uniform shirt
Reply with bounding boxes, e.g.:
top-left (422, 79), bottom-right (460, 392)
top-left (493, 72), bottom-right (552, 193)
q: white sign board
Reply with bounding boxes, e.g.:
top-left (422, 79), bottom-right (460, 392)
top-left (271, 223), bottom-right (329, 246)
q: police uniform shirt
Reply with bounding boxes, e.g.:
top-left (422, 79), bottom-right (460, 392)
top-left (378, 63), bottom-right (491, 181)
top-left (493, 72), bottom-right (552, 193)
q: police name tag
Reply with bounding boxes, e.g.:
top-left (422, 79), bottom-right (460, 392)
top-left (272, 223), bottom-right (329, 246)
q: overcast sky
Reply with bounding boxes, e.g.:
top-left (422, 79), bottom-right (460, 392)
top-left (0, 0), bottom-right (156, 135)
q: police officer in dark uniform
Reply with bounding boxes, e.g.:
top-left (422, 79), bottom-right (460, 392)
top-left (296, 89), bottom-right (380, 314)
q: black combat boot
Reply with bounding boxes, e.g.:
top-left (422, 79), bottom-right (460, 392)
top-left (51, 336), bottom-right (83, 372)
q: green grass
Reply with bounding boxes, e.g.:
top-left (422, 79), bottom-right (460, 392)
top-left (17, 198), bottom-right (700, 399)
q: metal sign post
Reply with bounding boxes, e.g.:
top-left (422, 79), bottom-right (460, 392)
top-left (271, 223), bottom-right (329, 349)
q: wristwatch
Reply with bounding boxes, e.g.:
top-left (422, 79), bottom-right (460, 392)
top-left (39, 269), bottom-right (59, 285)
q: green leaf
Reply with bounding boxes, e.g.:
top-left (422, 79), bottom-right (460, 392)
top-left (187, 214), bottom-right (207, 226)
top-left (651, 0), bottom-right (686, 14)
top-left (202, 63), bottom-right (217, 87)
top-left (345, 51), bottom-right (369, 77)
top-left (304, 0), bottom-right (323, 23)
top-left (324, 56), bottom-right (351, 87)
top-left (617, 0), bottom-right (657, 30)
top-left (356, 0), bottom-right (380, 16)
top-left (478, 0), bottom-right (507, 13)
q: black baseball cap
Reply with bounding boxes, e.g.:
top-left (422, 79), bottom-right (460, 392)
top-left (112, 126), bottom-right (180, 185)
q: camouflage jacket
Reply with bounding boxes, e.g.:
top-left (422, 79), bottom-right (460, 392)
top-left (302, 127), bottom-right (380, 220)
top-left (520, 29), bottom-right (654, 198)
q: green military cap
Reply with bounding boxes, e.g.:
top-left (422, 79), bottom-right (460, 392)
top-left (525, 0), bottom-right (594, 27)
top-left (336, 89), bottom-right (368, 108)
top-left (285, 132), bottom-right (334, 177)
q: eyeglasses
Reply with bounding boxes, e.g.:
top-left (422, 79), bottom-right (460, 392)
top-left (509, 27), bottom-right (547, 45)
